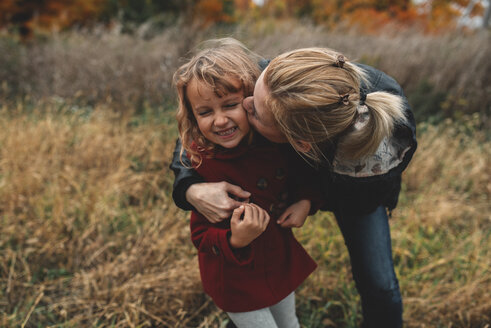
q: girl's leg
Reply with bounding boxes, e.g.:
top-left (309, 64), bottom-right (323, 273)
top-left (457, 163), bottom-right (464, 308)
top-left (269, 292), bottom-right (300, 328)
top-left (334, 206), bottom-right (403, 328)
top-left (227, 308), bottom-right (278, 328)
top-left (227, 292), bottom-right (300, 328)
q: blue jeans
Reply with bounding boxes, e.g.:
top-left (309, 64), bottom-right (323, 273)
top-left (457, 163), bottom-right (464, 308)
top-left (334, 206), bottom-right (403, 328)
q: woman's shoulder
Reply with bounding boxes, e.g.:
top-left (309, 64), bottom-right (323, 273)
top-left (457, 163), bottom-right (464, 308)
top-left (355, 63), bottom-right (404, 97)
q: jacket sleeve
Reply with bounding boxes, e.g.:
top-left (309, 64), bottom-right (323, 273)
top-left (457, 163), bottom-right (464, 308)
top-left (190, 212), bottom-right (254, 265)
top-left (283, 145), bottom-right (324, 215)
top-left (169, 138), bottom-right (205, 211)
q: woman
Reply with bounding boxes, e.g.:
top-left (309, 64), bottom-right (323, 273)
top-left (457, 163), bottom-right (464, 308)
top-left (170, 46), bottom-right (417, 328)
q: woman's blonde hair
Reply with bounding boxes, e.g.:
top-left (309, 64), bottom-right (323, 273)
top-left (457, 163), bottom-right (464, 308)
top-left (263, 47), bottom-right (407, 163)
top-left (173, 38), bottom-right (261, 166)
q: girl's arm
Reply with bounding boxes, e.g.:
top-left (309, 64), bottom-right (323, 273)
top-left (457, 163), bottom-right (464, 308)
top-left (229, 204), bottom-right (270, 248)
top-left (170, 139), bottom-right (251, 222)
top-left (190, 204), bottom-right (269, 265)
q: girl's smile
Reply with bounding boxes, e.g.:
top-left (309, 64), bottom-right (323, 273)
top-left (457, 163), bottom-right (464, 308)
top-left (215, 126), bottom-right (238, 137)
top-left (187, 78), bottom-right (250, 149)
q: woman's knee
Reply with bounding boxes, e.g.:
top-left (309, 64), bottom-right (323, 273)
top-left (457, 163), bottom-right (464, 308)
top-left (358, 274), bottom-right (402, 305)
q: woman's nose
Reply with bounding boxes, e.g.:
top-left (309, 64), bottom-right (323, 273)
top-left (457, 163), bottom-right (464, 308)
top-left (243, 96), bottom-right (254, 114)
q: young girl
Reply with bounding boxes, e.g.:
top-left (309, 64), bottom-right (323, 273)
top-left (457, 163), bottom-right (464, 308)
top-left (173, 38), bottom-right (318, 328)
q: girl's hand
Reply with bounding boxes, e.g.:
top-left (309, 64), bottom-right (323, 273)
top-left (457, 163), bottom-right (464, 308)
top-left (277, 199), bottom-right (311, 228)
top-left (229, 204), bottom-right (270, 248)
top-left (186, 182), bottom-right (251, 223)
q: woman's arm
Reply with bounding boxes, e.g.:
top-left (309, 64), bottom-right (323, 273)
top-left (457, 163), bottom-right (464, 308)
top-left (276, 199), bottom-right (311, 228)
top-left (275, 144), bottom-right (324, 228)
top-left (170, 138), bottom-right (205, 210)
top-left (170, 139), bottom-right (251, 222)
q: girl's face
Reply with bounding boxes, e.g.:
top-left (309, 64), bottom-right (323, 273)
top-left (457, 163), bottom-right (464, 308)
top-left (243, 69), bottom-right (288, 143)
top-left (187, 78), bottom-right (250, 149)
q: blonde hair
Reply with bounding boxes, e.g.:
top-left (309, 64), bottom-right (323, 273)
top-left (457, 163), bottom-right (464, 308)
top-left (173, 38), bottom-right (261, 166)
top-left (263, 47), bottom-right (407, 162)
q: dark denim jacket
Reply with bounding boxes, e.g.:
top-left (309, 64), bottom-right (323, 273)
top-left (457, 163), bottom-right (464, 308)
top-left (170, 62), bottom-right (417, 217)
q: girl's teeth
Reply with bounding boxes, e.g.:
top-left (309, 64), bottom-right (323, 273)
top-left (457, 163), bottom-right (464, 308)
top-left (217, 127), bottom-right (236, 136)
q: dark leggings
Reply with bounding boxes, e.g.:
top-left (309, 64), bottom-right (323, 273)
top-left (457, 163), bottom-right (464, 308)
top-left (334, 206), bottom-right (403, 328)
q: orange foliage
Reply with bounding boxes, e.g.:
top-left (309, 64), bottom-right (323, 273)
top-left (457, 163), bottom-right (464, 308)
top-left (395, 5), bottom-right (420, 24)
top-left (348, 8), bottom-right (393, 33)
top-left (414, 0), bottom-right (462, 32)
top-left (235, 0), bottom-right (253, 12)
top-left (431, 5), bottom-right (460, 31)
top-left (0, 0), bottom-right (104, 38)
top-left (0, 0), bottom-right (18, 26)
top-left (259, 0), bottom-right (478, 33)
top-left (310, 0), bottom-right (339, 28)
top-left (195, 0), bottom-right (233, 24)
top-left (37, 0), bottom-right (104, 30)
top-left (0, 0), bottom-right (480, 36)
top-left (262, 0), bottom-right (289, 18)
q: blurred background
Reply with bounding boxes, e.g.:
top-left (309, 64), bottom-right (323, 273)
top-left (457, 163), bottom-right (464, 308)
top-left (0, 1), bottom-right (489, 327)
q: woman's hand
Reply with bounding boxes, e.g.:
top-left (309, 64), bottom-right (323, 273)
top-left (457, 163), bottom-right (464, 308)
top-left (186, 182), bottom-right (251, 223)
top-left (277, 199), bottom-right (311, 228)
top-left (229, 204), bottom-right (270, 248)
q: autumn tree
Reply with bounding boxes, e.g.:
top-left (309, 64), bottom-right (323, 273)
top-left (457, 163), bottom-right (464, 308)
top-left (0, 0), bottom-right (105, 38)
top-left (0, 0), bottom-right (486, 36)
top-left (0, 0), bottom-right (198, 37)
top-left (193, 0), bottom-right (235, 24)
top-left (258, 0), bottom-right (485, 32)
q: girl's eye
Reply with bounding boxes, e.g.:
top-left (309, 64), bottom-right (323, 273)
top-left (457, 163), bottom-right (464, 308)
top-left (197, 110), bottom-right (211, 116)
top-left (224, 103), bottom-right (239, 109)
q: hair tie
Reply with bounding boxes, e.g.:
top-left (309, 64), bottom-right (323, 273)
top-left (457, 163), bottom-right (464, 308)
top-left (339, 94), bottom-right (350, 105)
top-left (336, 55), bottom-right (345, 68)
top-left (359, 90), bottom-right (367, 105)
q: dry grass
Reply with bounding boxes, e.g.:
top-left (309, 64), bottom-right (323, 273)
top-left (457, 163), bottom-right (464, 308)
top-left (0, 26), bottom-right (205, 108)
top-left (0, 104), bottom-right (211, 327)
top-left (0, 22), bottom-right (489, 121)
top-left (394, 115), bottom-right (491, 327)
top-left (0, 103), bottom-right (489, 328)
top-left (0, 23), bottom-right (490, 327)
top-left (296, 114), bottom-right (490, 328)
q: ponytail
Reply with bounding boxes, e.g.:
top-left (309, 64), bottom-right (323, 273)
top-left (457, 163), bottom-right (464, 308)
top-left (263, 47), bottom-right (408, 163)
top-left (337, 91), bottom-right (407, 160)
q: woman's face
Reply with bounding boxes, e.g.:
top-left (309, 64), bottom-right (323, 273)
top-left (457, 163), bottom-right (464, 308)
top-left (243, 70), bottom-right (288, 143)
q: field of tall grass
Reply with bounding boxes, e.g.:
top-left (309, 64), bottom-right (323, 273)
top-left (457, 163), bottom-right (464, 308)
top-left (0, 22), bottom-right (490, 327)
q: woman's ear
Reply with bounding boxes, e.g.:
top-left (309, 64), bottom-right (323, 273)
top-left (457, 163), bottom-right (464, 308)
top-left (293, 140), bottom-right (312, 153)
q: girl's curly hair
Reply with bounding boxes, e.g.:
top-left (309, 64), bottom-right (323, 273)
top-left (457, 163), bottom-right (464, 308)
top-left (173, 38), bottom-right (262, 167)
